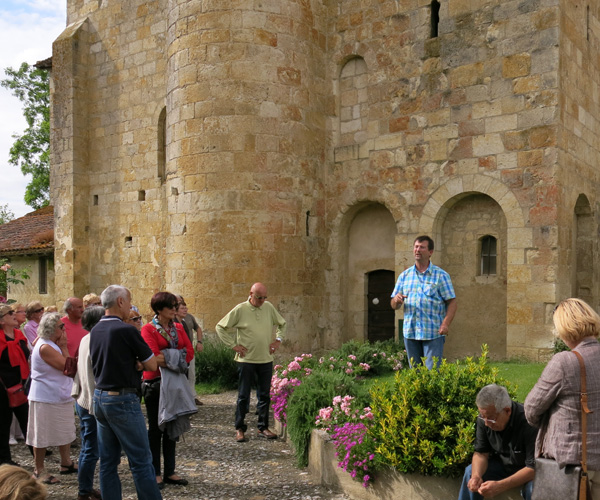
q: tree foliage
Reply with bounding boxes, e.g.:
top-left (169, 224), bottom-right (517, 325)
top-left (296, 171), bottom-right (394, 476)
top-left (0, 204), bottom-right (14, 225)
top-left (1, 62), bottom-right (50, 209)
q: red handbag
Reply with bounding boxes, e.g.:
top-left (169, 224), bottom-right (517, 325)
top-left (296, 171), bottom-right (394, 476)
top-left (1, 378), bottom-right (28, 408)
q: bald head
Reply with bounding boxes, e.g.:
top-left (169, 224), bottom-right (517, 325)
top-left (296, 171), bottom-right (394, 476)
top-left (249, 283), bottom-right (268, 307)
top-left (64, 297), bottom-right (84, 321)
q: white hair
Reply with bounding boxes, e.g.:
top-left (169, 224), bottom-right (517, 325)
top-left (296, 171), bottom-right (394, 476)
top-left (100, 285), bottom-right (130, 309)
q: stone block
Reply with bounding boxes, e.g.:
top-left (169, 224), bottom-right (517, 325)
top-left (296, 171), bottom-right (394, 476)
top-left (473, 134), bottom-right (505, 156)
top-left (485, 114), bottom-right (517, 133)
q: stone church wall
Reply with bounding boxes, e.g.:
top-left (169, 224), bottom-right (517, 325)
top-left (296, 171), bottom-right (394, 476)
top-left (50, 0), bottom-right (600, 360)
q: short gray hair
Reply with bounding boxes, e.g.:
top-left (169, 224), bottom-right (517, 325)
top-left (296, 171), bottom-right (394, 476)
top-left (101, 285), bottom-right (130, 309)
top-left (475, 384), bottom-right (512, 412)
top-left (37, 312), bottom-right (62, 340)
top-left (63, 298), bottom-right (75, 312)
top-left (82, 305), bottom-right (105, 332)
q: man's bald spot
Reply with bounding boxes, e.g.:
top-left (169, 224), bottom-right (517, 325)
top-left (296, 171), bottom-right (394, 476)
top-left (251, 282), bottom-right (267, 295)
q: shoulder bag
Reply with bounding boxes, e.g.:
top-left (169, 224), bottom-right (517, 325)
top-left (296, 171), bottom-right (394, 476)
top-left (531, 350), bottom-right (593, 500)
top-left (0, 376), bottom-right (28, 408)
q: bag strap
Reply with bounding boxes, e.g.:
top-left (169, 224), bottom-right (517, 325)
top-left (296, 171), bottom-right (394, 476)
top-left (573, 350), bottom-right (593, 500)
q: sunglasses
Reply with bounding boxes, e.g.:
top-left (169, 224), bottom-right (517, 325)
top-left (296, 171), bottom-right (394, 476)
top-left (34, 308), bottom-right (44, 313)
top-left (1, 310), bottom-right (15, 318)
top-left (130, 316), bottom-right (142, 322)
top-left (254, 296), bottom-right (268, 300)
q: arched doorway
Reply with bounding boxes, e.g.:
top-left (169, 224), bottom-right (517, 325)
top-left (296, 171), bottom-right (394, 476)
top-left (367, 269), bottom-right (395, 342)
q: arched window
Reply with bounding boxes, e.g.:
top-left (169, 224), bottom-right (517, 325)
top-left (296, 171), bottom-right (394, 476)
top-left (430, 0), bottom-right (440, 38)
top-left (157, 107), bottom-right (166, 184)
top-left (480, 235), bottom-right (497, 276)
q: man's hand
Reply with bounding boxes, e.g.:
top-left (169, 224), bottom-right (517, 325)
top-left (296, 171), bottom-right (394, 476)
top-left (391, 293), bottom-right (407, 309)
top-left (155, 353), bottom-right (166, 367)
top-left (467, 475), bottom-right (483, 493)
top-left (478, 480), bottom-right (504, 497)
top-left (195, 342), bottom-right (204, 353)
top-left (269, 339), bottom-right (281, 354)
top-left (233, 345), bottom-right (247, 358)
top-left (438, 322), bottom-right (449, 335)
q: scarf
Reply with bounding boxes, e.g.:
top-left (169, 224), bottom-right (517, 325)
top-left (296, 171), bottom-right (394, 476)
top-left (151, 316), bottom-right (178, 349)
top-left (0, 329), bottom-right (30, 380)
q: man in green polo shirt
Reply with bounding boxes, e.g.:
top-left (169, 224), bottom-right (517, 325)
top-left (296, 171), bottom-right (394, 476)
top-left (216, 282), bottom-right (286, 443)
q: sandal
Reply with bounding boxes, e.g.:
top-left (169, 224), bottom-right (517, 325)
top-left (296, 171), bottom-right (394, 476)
top-left (33, 472), bottom-right (60, 485)
top-left (60, 462), bottom-right (78, 475)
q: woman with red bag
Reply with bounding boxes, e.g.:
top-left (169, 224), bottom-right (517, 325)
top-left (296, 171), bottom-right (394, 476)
top-left (0, 304), bottom-right (30, 466)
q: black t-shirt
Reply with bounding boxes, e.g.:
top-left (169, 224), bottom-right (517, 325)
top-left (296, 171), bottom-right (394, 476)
top-left (0, 333), bottom-right (30, 387)
top-left (474, 401), bottom-right (537, 475)
top-left (90, 315), bottom-right (153, 391)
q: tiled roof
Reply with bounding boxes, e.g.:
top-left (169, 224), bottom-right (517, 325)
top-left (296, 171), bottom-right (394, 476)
top-left (0, 205), bottom-right (54, 256)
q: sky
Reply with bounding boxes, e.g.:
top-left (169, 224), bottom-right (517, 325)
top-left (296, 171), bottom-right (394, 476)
top-left (0, 0), bottom-right (66, 219)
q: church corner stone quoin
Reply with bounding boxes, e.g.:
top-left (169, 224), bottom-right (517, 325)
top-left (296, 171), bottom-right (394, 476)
top-left (49, 0), bottom-right (599, 361)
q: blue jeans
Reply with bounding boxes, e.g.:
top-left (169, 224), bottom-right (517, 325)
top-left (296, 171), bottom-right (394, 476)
top-left (93, 390), bottom-right (162, 500)
top-left (235, 362), bottom-right (272, 432)
top-left (75, 402), bottom-right (99, 496)
top-left (405, 336), bottom-right (445, 369)
top-left (458, 459), bottom-right (533, 500)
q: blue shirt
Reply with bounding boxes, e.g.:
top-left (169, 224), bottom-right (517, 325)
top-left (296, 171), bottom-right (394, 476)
top-left (391, 263), bottom-right (455, 340)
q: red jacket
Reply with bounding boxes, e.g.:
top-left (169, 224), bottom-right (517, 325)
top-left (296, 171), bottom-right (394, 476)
top-left (141, 321), bottom-right (193, 380)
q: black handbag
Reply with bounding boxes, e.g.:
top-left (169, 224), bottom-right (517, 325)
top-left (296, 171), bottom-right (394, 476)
top-left (531, 351), bottom-right (593, 500)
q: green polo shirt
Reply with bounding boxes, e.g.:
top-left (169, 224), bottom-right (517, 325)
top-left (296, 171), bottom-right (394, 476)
top-left (216, 299), bottom-right (287, 364)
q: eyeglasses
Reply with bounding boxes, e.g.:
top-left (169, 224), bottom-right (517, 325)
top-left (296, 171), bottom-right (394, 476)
top-left (130, 316), bottom-right (142, 322)
top-left (58, 323), bottom-right (65, 329)
top-left (254, 296), bottom-right (267, 300)
top-left (34, 308), bottom-right (44, 313)
top-left (1, 310), bottom-right (15, 318)
top-left (477, 409), bottom-right (505, 425)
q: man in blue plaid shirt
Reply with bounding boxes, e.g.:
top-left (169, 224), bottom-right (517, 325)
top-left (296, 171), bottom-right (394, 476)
top-left (391, 235), bottom-right (457, 369)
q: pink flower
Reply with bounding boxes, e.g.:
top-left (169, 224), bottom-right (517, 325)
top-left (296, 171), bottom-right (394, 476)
top-left (348, 354), bottom-right (356, 361)
top-left (0, 264), bottom-right (10, 272)
top-left (287, 361), bottom-right (301, 371)
top-left (345, 368), bottom-right (353, 374)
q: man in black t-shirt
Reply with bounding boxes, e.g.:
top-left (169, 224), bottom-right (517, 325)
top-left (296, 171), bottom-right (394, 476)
top-left (458, 384), bottom-right (536, 500)
top-left (90, 285), bottom-right (163, 500)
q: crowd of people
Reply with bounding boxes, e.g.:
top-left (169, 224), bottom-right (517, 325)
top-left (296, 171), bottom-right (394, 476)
top-left (0, 288), bottom-right (204, 500)
top-left (1, 264), bottom-right (600, 500)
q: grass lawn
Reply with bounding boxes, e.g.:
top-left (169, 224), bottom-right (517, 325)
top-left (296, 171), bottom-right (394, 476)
top-left (361, 360), bottom-right (547, 404)
top-left (489, 361), bottom-right (546, 402)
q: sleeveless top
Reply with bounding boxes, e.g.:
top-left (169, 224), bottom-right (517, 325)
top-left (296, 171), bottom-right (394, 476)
top-left (28, 338), bottom-right (73, 404)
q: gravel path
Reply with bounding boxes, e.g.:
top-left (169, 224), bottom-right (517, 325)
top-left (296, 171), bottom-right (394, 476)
top-left (12, 391), bottom-right (349, 500)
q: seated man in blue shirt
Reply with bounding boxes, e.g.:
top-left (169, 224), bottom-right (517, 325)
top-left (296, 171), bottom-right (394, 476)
top-left (459, 384), bottom-right (536, 500)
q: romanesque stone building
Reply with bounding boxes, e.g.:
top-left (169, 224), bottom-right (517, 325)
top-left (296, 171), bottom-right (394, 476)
top-left (50, 0), bottom-right (599, 360)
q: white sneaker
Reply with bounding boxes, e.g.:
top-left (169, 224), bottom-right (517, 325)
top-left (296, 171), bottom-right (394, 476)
top-left (9, 437), bottom-right (18, 445)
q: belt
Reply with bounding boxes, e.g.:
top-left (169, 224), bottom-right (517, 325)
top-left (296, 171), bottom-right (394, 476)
top-left (100, 388), bottom-right (139, 396)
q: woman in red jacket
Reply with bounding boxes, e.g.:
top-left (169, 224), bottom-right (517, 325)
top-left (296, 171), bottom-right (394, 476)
top-left (141, 292), bottom-right (193, 490)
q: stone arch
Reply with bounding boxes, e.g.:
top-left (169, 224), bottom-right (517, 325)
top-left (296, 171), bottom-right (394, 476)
top-left (324, 192), bottom-right (406, 349)
top-left (338, 56), bottom-right (369, 146)
top-left (416, 175), bottom-right (529, 360)
top-left (573, 194), bottom-right (594, 305)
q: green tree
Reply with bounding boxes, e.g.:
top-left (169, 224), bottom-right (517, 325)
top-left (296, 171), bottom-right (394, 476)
top-left (0, 204), bottom-right (14, 224)
top-left (1, 62), bottom-right (50, 209)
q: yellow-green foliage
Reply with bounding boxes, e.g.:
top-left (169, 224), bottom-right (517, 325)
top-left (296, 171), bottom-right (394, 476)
top-left (368, 346), bottom-right (514, 477)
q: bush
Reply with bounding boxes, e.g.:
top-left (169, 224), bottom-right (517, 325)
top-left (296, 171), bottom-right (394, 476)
top-left (369, 345), bottom-right (514, 478)
top-left (195, 334), bottom-right (238, 390)
top-left (287, 369), bottom-right (361, 467)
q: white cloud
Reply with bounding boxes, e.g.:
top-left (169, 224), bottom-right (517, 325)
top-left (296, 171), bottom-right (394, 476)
top-left (0, 0), bottom-right (65, 218)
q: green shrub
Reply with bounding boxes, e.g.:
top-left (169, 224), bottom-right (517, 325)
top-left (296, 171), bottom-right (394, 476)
top-left (287, 369), bottom-right (362, 467)
top-left (552, 338), bottom-right (569, 354)
top-left (195, 334), bottom-right (238, 390)
top-left (369, 346), bottom-right (514, 478)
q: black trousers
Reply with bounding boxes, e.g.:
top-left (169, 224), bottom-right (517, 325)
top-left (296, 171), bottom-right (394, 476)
top-left (235, 361), bottom-right (273, 432)
top-left (0, 386), bottom-right (28, 464)
top-left (143, 380), bottom-right (176, 478)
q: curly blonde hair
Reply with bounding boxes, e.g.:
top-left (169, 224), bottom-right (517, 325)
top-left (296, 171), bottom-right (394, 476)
top-left (553, 298), bottom-right (600, 343)
top-left (0, 464), bottom-right (47, 500)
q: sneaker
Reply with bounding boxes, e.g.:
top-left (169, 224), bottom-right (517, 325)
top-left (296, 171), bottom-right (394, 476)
top-left (8, 437), bottom-right (18, 446)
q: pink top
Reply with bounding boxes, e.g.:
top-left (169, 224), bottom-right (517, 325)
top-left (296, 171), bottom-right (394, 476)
top-left (61, 316), bottom-right (87, 357)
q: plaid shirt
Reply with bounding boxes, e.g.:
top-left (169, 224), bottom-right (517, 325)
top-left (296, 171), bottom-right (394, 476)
top-left (391, 263), bottom-right (455, 340)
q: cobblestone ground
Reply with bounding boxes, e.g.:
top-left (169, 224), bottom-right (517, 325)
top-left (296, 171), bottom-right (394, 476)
top-left (12, 391), bottom-right (349, 500)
